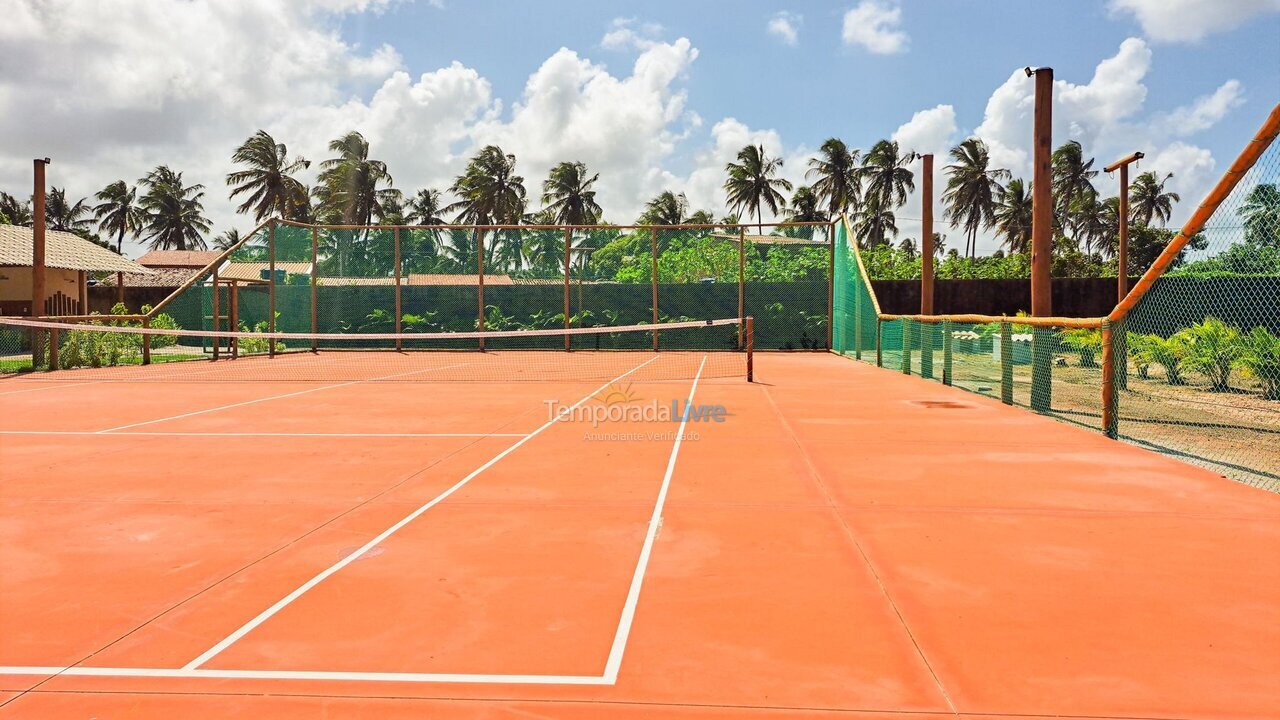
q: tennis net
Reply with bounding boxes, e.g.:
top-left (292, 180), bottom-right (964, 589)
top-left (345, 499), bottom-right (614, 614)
top-left (0, 317), bottom-right (749, 383)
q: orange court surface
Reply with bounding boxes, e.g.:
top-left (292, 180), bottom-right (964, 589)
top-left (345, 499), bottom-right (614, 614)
top-left (1, 351), bottom-right (1277, 719)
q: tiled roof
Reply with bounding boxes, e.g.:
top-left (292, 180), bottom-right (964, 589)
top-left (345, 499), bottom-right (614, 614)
top-left (136, 250), bottom-right (221, 268)
top-left (218, 261), bottom-right (314, 283)
top-left (711, 233), bottom-right (827, 245)
top-left (99, 268), bottom-right (197, 288)
top-left (0, 225), bottom-right (153, 273)
top-left (315, 274), bottom-right (514, 286)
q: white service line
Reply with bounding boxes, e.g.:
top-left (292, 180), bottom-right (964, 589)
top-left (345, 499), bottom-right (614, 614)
top-left (602, 354), bottom-right (707, 683)
top-left (94, 363), bottom-right (472, 434)
top-left (0, 665), bottom-right (611, 685)
top-left (0, 430), bottom-right (527, 438)
top-left (181, 354), bottom-right (661, 670)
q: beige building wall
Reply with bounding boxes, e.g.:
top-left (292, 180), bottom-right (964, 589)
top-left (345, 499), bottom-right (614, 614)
top-left (0, 266), bottom-right (80, 309)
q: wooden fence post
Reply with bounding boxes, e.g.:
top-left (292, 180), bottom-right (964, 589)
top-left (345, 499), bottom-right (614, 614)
top-left (650, 227), bottom-right (659, 351)
top-left (476, 226), bottom-right (485, 350)
top-left (1000, 322), bottom-right (1013, 405)
top-left (564, 227), bottom-right (572, 351)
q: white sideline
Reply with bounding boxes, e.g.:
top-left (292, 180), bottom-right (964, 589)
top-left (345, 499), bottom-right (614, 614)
top-left (94, 363), bottom-right (471, 434)
top-left (602, 355), bottom-right (707, 682)
top-left (0, 665), bottom-right (610, 685)
top-left (181, 354), bottom-right (661, 670)
top-left (0, 430), bottom-right (527, 438)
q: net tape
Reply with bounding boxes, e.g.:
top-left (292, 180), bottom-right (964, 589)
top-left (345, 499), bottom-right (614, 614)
top-left (4, 317), bottom-right (742, 343)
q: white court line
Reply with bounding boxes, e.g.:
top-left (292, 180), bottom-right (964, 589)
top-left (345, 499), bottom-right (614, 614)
top-left (602, 355), bottom-right (706, 683)
top-left (0, 665), bottom-right (610, 685)
top-left (0, 430), bottom-right (527, 438)
top-left (94, 363), bottom-right (471, 434)
top-left (0, 380), bottom-right (105, 397)
top-left (181, 354), bottom-right (660, 671)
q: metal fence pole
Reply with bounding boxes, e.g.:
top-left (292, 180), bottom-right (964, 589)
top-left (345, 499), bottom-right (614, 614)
top-left (268, 221), bottom-right (276, 359)
top-left (476, 226), bottom-right (485, 351)
top-left (394, 227), bottom-right (402, 351)
top-left (651, 227), bottom-right (659, 351)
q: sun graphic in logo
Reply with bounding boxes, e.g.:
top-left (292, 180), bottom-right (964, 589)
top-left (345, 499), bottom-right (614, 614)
top-left (594, 382), bottom-right (639, 405)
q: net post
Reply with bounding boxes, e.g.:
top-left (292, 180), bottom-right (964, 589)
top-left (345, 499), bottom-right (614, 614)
top-left (941, 319), bottom-right (953, 386)
top-left (1101, 320), bottom-right (1118, 439)
top-left (1031, 327), bottom-right (1053, 411)
top-left (827, 221), bottom-right (835, 350)
top-left (31, 158), bottom-right (48, 369)
top-left (920, 154), bottom-right (935, 316)
top-left (310, 226), bottom-right (318, 351)
top-left (875, 318), bottom-right (883, 367)
top-left (920, 320), bottom-right (934, 379)
top-left (230, 282), bottom-right (240, 359)
top-left (268, 221), bottom-right (277, 359)
top-left (564, 227), bottom-right (572, 351)
top-left (650, 227), bottom-right (659, 351)
top-left (1115, 318), bottom-right (1128, 391)
top-left (476, 226), bottom-right (485, 351)
top-left (853, 274), bottom-right (863, 360)
top-left (48, 323), bottom-right (59, 371)
top-left (212, 267), bottom-right (220, 361)
top-left (746, 315), bottom-right (754, 382)
top-left (141, 316), bottom-right (151, 366)
top-left (394, 227), bottom-right (403, 351)
top-left (737, 226), bottom-right (745, 349)
top-left (999, 322), bottom-right (1012, 405)
top-left (900, 318), bottom-right (912, 375)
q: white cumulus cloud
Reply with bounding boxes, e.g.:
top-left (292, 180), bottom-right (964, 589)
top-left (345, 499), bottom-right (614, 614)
top-left (1108, 0), bottom-right (1280, 42)
top-left (767, 11), bottom-right (801, 46)
top-left (842, 1), bottom-right (908, 54)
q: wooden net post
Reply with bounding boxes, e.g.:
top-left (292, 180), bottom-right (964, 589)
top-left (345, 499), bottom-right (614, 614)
top-left (920, 153), bottom-right (935, 315)
top-left (48, 323), bottom-right (59, 371)
top-left (1030, 67), bottom-right (1054, 412)
top-left (1101, 320), bottom-right (1118, 438)
top-left (738, 227), bottom-right (746, 349)
top-left (31, 158), bottom-right (48, 368)
top-left (745, 315), bottom-right (754, 382)
top-left (268, 221), bottom-right (277, 359)
top-left (1000, 322), bottom-right (1013, 405)
top-left (141, 316), bottom-right (151, 366)
top-left (230, 282), bottom-right (240, 359)
top-left (827, 221), bottom-right (835, 350)
top-left (310, 226), bottom-right (318, 351)
top-left (212, 267), bottom-right (220, 361)
top-left (476, 226), bottom-right (485, 351)
top-left (900, 318), bottom-right (912, 374)
top-left (650, 227), bottom-right (659, 351)
top-left (564, 227), bottom-right (572, 351)
top-left (394, 227), bottom-right (403, 351)
top-left (942, 319), bottom-right (953, 386)
top-left (875, 318), bottom-right (883, 368)
top-left (920, 321), bottom-right (933, 379)
top-left (854, 274), bottom-right (863, 360)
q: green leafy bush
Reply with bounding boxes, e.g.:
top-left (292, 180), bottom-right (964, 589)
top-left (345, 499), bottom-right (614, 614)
top-left (1127, 332), bottom-right (1151, 379)
top-left (1132, 333), bottom-right (1188, 385)
top-left (1176, 316), bottom-right (1242, 391)
top-left (1236, 326), bottom-right (1280, 400)
top-left (1060, 328), bottom-right (1102, 368)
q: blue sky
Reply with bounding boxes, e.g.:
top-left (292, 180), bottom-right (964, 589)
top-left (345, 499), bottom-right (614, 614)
top-left (1, 0), bottom-right (1277, 255)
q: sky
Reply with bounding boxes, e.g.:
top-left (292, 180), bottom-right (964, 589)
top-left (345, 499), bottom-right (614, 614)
top-left (1, 0), bottom-right (1277, 257)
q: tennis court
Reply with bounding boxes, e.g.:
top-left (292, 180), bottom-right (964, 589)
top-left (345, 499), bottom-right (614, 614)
top-left (1, 318), bottom-right (1277, 719)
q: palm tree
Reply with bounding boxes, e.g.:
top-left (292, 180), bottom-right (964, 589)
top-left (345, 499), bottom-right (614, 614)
top-left (93, 181), bottom-right (144, 254)
top-left (724, 144), bottom-right (793, 235)
top-left (898, 237), bottom-right (918, 259)
top-left (639, 191), bottom-right (690, 225)
top-left (1051, 140), bottom-right (1098, 237)
top-left (807, 138), bottom-right (860, 218)
top-left (45, 188), bottom-right (94, 234)
top-left (861, 139), bottom-right (917, 213)
top-left (407, 188), bottom-right (447, 226)
top-left (138, 166), bottom-right (211, 251)
top-left (542, 161), bottom-right (602, 226)
top-left (213, 228), bottom-right (243, 251)
top-left (1073, 193), bottom-right (1116, 258)
top-left (853, 194), bottom-right (898, 247)
top-left (994, 178), bottom-right (1034, 254)
top-left (786, 186), bottom-right (828, 223)
top-left (0, 192), bottom-right (32, 226)
top-left (227, 130), bottom-right (311, 222)
top-left (315, 131), bottom-right (395, 226)
top-left (1239, 183), bottom-right (1280, 247)
top-left (446, 145), bottom-right (527, 271)
top-left (943, 138), bottom-right (1009, 259)
top-left (1129, 171), bottom-right (1180, 227)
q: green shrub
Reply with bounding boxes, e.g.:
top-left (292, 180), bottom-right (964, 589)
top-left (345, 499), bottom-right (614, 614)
top-left (1237, 326), bottom-right (1280, 400)
top-left (1060, 328), bottom-right (1102, 368)
top-left (1134, 333), bottom-right (1188, 385)
top-left (1176, 316), bottom-right (1242, 391)
top-left (1126, 332), bottom-right (1152, 379)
